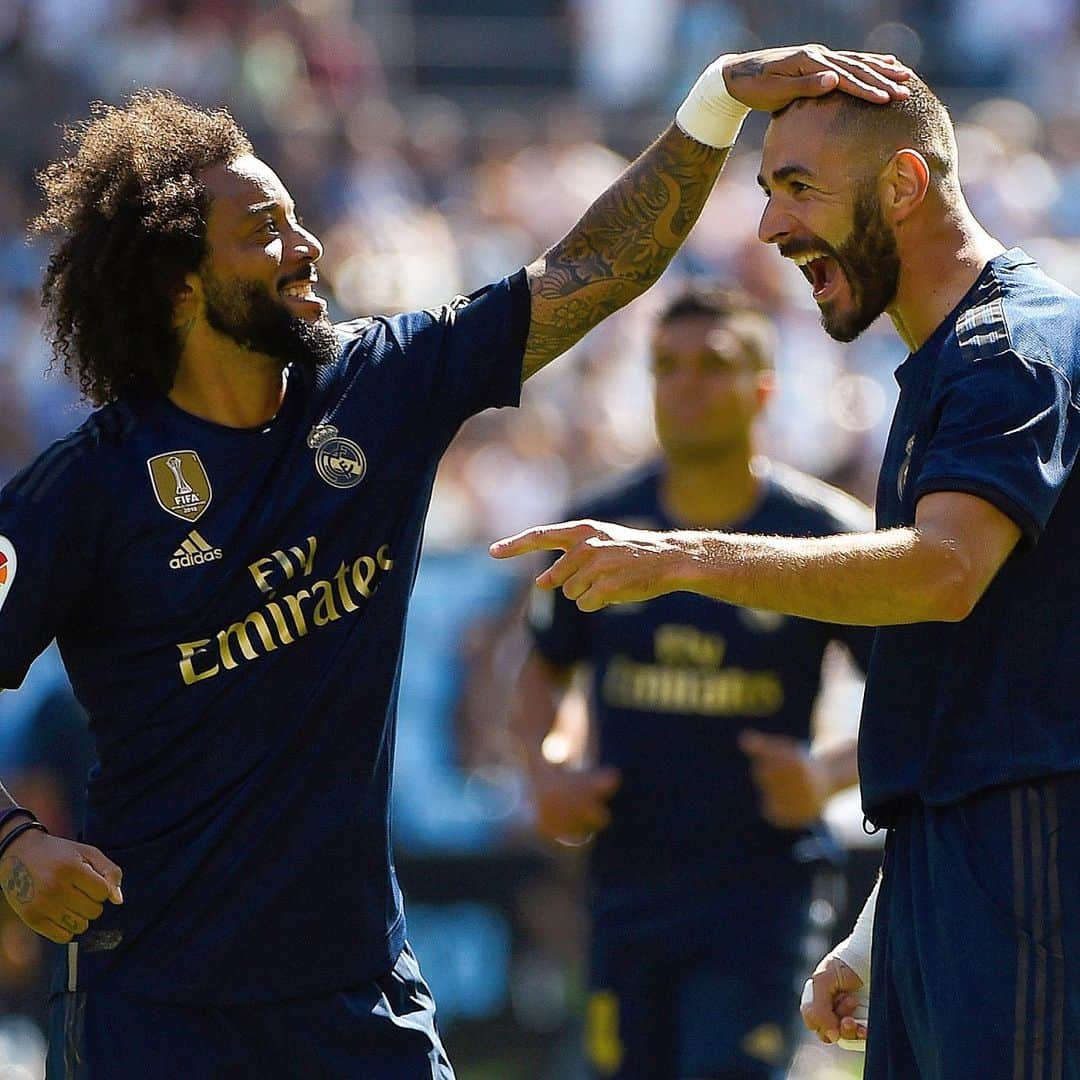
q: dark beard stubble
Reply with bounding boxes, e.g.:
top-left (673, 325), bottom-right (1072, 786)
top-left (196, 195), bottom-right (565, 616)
top-left (201, 268), bottom-right (340, 373)
top-left (819, 184), bottom-right (901, 343)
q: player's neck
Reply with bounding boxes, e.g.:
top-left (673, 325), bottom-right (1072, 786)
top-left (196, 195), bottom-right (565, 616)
top-left (169, 327), bottom-right (287, 428)
top-left (660, 451), bottom-right (762, 529)
top-left (887, 208), bottom-right (1005, 354)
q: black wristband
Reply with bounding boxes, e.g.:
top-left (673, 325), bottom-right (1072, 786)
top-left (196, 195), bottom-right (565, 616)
top-left (0, 806), bottom-right (36, 836)
top-left (0, 820), bottom-right (47, 862)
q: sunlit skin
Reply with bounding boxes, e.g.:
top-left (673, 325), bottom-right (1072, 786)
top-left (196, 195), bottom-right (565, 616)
top-left (169, 155), bottom-right (333, 428)
top-left (0, 45), bottom-right (925, 964)
top-left (651, 315), bottom-right (772, 526)
top-left (756, 105), bottom-right (901, 343)
top-left (491, 99), bottom-right (1019, 621)
top-left (652, 318), bottom-right (768, 457)
top-left (491, 91), bottom-right (1022, 1052)
top-left (516, 314), bottom-right (859, 849)
top-left (757, 98), bottom-right (1004, 351)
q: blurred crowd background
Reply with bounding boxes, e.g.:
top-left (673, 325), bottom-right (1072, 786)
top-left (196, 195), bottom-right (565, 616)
top-left (0, 1), bottom-right (1077, 1077)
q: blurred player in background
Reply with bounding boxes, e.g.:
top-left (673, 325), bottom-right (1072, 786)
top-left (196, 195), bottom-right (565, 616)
top-left (0, 46), bottom-right (911, 1080)
top-left (513, 284), bottom-right (873, 1080)
top-left (493, 72), bottom-right (1080, 1079)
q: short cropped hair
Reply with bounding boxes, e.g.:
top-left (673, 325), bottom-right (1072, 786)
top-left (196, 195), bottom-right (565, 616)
top-left (657, 283), bottom-right (777, 371)
top-left (31, 90), bottom-right (253, 405)
top-left (774, 74), bottom-right (957, 192)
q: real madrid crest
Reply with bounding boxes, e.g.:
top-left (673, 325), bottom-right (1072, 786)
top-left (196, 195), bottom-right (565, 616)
top-left (147, 450), bottom-right (213, 522)
top-left (308, 423), bottom-right (367, 490)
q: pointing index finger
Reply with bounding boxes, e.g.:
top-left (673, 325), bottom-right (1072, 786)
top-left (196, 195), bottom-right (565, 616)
top-left (489, 522), bottom-right (593, 560)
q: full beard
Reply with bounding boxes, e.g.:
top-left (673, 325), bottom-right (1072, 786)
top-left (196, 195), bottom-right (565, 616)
top-left (819, 185), bottom-right (900, 343)
top-left (202, 270), bottom-right (340, 373)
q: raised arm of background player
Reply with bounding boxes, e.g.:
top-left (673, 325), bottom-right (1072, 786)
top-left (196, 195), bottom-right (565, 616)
top-left (513, 649), bottom-right (859, 839)
top-left (0, 745), bottom-right (124, 944)
top-left (519, 44), bottom-right (912, 380)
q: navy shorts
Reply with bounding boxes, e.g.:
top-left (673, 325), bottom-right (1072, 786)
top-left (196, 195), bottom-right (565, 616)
top-left (585, 878), bottom-right (813, 1080)
top-left (867, 774), bottom-right (1079, 1080)
top-left (46, 942), bottom-right (454, 1079)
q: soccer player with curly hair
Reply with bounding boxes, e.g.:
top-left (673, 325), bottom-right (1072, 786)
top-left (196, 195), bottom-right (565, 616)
top-left (0, 49), bottom-right (909, 1077)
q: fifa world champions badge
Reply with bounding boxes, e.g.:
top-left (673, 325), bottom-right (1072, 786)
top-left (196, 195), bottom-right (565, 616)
top-left (147, 451), bottom-right (213, 522)
top-left (308, 423), bottom-right (367, 490)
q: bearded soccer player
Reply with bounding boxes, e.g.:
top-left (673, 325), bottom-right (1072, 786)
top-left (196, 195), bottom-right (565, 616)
top-left (493, 72), bottom-right (1080, 1079)
top-left (514, 285), bottom-right (873, 1080)
top-left (0, 46), bottom-right (909, 1080)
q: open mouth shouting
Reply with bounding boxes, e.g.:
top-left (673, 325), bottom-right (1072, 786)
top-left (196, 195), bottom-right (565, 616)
top-left (789, 251), bottom-right (845, 305)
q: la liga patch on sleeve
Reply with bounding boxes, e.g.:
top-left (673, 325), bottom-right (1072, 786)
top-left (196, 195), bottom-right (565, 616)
top-left (0, 535), bottom-right (16, 615)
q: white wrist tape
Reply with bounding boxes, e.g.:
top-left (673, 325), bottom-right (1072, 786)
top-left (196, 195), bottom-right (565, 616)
top-left (832, 876), bottom-right (878, 986)
top-left (675, 55), bottom-right (750, 149)
top-left (801, 877), bottom-right (878, 1053)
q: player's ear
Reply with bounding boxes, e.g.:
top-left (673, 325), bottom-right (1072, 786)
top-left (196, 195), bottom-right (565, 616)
top-left (171, 273), bottom-right (201, 328)
top-left (883, 149), bottom-right (930, 225)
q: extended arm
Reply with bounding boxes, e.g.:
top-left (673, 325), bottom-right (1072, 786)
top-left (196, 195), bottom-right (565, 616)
top-left (671, 490), bottom-right (1020, 623)
top-left (521, 46), bottom-right (912, 379)
top-left (521, 125), bottom-right (726, 379)
top-left (492, 491), bottom-right (1022, 625)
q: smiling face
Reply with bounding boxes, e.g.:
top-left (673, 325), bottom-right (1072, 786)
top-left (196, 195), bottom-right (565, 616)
top-left (651, 313), bottom-right (772, 462)
top-left (758, 101), bottom-right (900, 342)
top-left (195, 155), bottom-right (339, 371)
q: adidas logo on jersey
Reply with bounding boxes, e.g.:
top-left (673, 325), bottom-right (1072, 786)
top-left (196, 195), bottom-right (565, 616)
top-left (170, 530), bottom-right (223, 569)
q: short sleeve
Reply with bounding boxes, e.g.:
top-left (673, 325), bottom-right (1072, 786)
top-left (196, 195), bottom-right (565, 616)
top-left (0, 459), bottom-right (93, 690)
top-left (375, 270), bottom-right (531, 435)
top-left (526, 578), bottom-right (589, 669)
top-left (914, 352), bottom-right (1080, 546)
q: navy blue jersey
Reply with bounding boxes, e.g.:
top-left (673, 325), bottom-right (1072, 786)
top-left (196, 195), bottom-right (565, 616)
top-left (860, 249), bottom-right (1080, 825)
top-left (528, 461), bottom-right (872, 902)
top-left (0, 271), bottom-right (529, 1003)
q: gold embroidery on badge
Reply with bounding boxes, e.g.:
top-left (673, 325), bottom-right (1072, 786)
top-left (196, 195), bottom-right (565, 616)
top-left (147, 450), bottom-right (213, 522)
top-left (307, 423), bottom-right (366, 490)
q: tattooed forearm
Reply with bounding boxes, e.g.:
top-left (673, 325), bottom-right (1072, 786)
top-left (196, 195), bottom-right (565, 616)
top-left (1, 856), bottom-right (35, 906)
top-left (522, 124), bottom-right (729, 379)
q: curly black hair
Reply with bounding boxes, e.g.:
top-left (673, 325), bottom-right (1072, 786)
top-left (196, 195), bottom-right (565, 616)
top-left (30, 90), bottom-right (253, 405)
